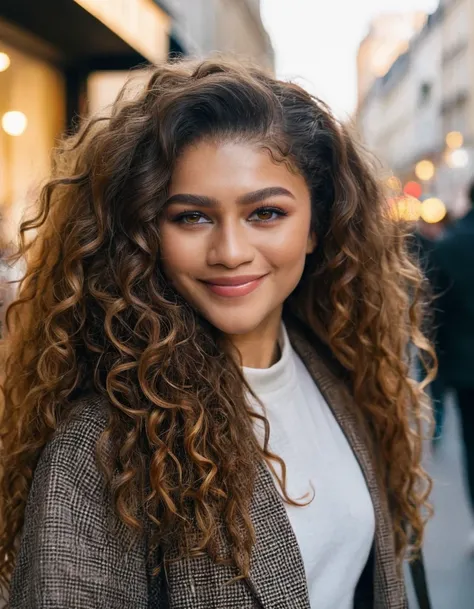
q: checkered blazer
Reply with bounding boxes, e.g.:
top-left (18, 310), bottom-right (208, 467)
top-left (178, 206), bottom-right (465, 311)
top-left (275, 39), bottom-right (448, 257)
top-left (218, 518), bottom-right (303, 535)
top-left (9, 321), bottom-right (408, 609)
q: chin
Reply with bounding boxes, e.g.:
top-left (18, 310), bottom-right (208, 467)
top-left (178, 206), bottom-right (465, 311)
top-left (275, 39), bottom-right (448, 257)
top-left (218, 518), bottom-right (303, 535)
top-left (204, 311), bottom-right (265, 336)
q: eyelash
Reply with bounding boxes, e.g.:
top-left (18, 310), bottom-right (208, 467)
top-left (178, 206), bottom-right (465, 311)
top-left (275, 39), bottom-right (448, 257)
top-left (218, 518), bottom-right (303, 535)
top-left (172, 206), bottom-right (289, 225)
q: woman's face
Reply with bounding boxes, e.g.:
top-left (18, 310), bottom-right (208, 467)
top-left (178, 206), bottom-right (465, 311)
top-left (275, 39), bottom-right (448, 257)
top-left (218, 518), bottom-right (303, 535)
top-left (159, 140), bottom-right (315, 336)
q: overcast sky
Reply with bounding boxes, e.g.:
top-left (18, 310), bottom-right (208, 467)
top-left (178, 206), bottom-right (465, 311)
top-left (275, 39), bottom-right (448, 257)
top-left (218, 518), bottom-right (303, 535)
top-left (260, 0), bottom-right (440, 119)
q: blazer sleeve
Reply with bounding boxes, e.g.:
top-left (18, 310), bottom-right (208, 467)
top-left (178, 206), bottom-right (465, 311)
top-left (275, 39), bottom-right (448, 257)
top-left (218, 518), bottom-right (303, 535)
top-left (9, 401), bottom-right (150, 609)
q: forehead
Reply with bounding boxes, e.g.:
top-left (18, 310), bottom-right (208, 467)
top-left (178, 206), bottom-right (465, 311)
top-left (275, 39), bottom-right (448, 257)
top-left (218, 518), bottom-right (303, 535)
top-left (169, 140), bottom-right (309, 199)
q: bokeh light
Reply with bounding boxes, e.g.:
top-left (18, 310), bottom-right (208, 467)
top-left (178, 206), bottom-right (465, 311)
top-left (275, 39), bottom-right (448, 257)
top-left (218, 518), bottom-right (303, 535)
top-left (403, 181), bottom-right (422, 199)
top-left (421, 198), bottom-right (446, 224)
top-left (446, 148), bottom-right (469, 169)
top-left (391, 196), bottom-right (421, 222)
top-left (446, 131), bottom-right (464, 150)
top-left (386, 175), bottom-right (402, 193)
top-left (1, 111), bottom-right (28, 136)
top-left (0, 52), bottom-right (10, 72)
top-left (415, 160), bottom-right (435, 181)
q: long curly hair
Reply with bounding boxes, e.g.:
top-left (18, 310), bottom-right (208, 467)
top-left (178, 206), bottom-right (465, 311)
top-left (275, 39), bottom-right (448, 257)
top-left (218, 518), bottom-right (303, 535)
top-left (0, 57), bottom-right (433, 588)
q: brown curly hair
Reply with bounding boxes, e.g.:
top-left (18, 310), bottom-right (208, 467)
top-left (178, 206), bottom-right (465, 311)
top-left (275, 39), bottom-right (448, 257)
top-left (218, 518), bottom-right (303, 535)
top-left (0, 57), bottom-right (433, 589)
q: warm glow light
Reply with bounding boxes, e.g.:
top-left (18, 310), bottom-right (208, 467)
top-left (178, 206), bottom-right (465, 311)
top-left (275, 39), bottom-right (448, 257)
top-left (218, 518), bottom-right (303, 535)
top-left (446, 131), bottom-right (463, 149)
top-left (386, 176), bottom-right (401, 192)
top-left (0, 52), bottom-right (10, 72)
top-left (446, 148), bottom-right (469, 169)
top-left (1, 111), bottom-right (28, 136)
top-left (392, 196), bottom-right (421, 222)
top-left (403, 181), bottom-right (422, 199)
top-left (421, 198), bottom-right (446, 224)
top-left (415, 160), bottom-right (435, 181)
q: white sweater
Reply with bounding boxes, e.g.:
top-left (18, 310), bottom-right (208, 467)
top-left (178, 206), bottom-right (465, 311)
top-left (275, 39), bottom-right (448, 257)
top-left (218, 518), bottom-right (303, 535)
top-left (243, 324), bottom-right (375, 609)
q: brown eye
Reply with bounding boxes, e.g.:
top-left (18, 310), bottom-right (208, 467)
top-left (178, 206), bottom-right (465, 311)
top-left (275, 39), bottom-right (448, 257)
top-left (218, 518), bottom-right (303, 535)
top-left (256, 210), bottom-right (274, 221)
top-left (184, 213), bottom-right (202, 224)
top-left (250, 207), bottom-right (287, 222)
top-left (173, 212), bottom-right (210, 225)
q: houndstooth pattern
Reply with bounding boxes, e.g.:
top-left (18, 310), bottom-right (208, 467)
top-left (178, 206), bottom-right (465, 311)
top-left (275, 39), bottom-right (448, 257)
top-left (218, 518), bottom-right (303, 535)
top-left (9, 397), bottom-right (151, 608)
top-left (9, 320), bottom-right (407, 609)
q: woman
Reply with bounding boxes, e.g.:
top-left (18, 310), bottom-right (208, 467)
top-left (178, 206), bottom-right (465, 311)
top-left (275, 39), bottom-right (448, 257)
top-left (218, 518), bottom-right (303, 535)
top-left (0, 58), bottom-right (433, 609)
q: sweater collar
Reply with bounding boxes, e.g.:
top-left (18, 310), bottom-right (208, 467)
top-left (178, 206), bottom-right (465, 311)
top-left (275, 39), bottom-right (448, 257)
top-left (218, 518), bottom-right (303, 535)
top-left (242, 324), bottom-right (295, 396)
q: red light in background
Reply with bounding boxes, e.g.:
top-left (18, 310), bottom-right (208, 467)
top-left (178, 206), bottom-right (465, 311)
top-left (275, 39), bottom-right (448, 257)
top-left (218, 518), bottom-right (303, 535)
top-left (403, 181), bottom-right (422, 198)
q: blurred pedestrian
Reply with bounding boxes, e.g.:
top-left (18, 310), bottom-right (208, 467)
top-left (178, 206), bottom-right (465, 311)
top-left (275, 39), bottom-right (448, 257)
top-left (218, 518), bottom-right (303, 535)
top-left (0, 58), bottom-right (432, 608)
top-left (430, 181), bottom-right (474, 540)
top-left (414, 215), bottom-right (451, 443)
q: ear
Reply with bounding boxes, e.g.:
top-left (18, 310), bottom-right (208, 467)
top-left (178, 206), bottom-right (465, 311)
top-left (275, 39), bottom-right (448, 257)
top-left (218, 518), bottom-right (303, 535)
top-left (306, 231), bottom-right (317, 254)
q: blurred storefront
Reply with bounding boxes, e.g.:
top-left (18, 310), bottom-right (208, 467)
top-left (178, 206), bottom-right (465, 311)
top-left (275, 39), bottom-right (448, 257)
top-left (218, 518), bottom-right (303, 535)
top-left (0, 30), bottom-right (65, 246)
top-left (0, 0), bottom-right (171, 333)
top-left (0, 0), bottom-right (171, 240)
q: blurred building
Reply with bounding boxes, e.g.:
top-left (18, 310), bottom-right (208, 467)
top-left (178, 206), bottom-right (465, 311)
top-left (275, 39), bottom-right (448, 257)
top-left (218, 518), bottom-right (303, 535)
top-left (166, 0), bottom-right (274, 70)
top-left (437, 0), bottom-right (474, 208)
top-left (356, 12), bottom-right (427, 107)
top-left (357, 0), bottom-right (474, 218)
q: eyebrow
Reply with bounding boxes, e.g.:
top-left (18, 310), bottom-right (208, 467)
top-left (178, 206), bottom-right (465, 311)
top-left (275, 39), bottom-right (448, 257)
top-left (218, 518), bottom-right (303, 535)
top-left (165, 186), bottom-right (296, 208)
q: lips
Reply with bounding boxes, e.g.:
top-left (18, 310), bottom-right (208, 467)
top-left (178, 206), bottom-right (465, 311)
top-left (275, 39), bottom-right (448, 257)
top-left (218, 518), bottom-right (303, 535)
top-left (200, 274), bottom-right (267, 298)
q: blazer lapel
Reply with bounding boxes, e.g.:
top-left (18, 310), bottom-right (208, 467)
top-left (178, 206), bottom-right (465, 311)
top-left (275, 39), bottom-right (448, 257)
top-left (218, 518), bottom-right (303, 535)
top-left (287, 321), bottom-right (407, 609)
top-left (246, 460), bottom-right (311, 609)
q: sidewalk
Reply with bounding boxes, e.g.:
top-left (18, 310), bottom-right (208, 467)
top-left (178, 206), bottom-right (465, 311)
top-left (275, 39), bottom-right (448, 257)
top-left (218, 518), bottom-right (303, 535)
top-left (405, 395), bottom-right (474, 608)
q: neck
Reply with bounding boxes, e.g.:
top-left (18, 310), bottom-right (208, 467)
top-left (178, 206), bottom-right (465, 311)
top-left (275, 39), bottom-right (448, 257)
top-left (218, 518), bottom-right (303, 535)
top-left (228, 307), bottom-right (282, 369)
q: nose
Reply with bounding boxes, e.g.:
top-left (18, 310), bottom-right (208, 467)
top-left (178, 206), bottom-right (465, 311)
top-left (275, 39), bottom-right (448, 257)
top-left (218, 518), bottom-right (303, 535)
top-left (207, 219), bottom-right (255, 269)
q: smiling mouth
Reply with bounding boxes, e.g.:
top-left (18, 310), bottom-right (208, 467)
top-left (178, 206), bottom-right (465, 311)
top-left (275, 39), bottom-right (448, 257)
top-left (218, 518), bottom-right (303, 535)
top-left (200, 274), bottom-right (268, 298)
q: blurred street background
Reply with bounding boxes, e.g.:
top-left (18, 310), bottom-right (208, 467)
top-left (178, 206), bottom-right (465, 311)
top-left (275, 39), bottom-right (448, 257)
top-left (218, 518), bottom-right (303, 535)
top-left (408, 393), bottom-right (474, 609)
top-left (1, 1), bottom-right (474, 607)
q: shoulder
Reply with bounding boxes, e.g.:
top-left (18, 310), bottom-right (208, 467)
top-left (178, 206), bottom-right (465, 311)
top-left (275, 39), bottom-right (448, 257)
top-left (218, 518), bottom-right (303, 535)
top-left (56, 392), bottom-right (110, 440)
top-left (34, 394), bottom-right (111, 500)
top-left (42, 393), bottom-right (110, 458)
top-left (11, 398), bottom-right (151, 607)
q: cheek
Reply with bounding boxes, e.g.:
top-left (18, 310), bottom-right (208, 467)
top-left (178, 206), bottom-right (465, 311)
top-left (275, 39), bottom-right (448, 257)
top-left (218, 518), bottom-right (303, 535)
top-left (160, 228), bottom-right (201, 276)
top-left (265, 220), bottom-right (312, 269)
top-left (272, 242), bottom-right (308, 272)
